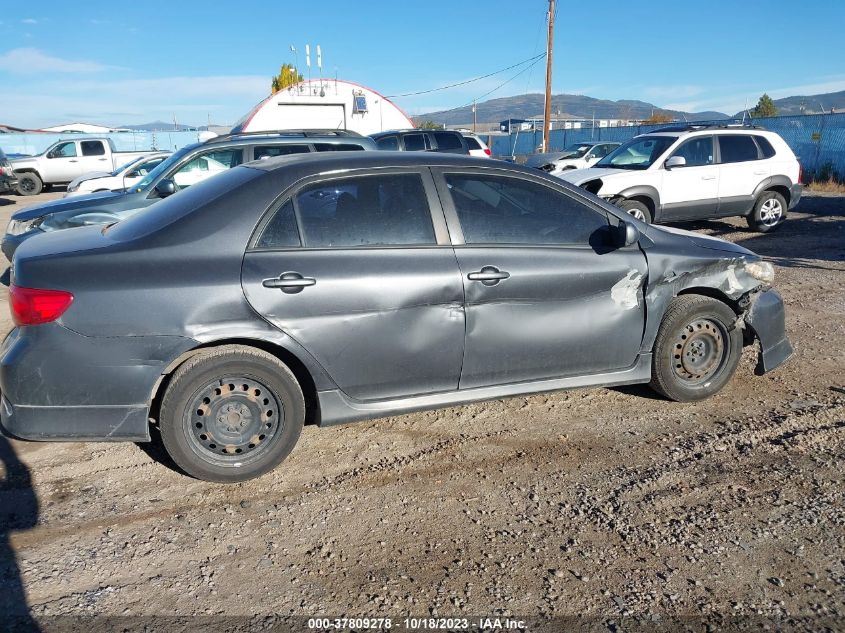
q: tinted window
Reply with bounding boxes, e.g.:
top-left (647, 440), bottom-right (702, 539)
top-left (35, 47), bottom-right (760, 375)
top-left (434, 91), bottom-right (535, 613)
top-left (256, 199), bottom-right (301, 249)
top-left (402, 134), bottom-right (427, 151)
top-left (719, 135), bottom-right (759, 163)
top-left (254, 144), bottom-right (310, 159)
top-left (464, 136), bottom-right (481, 150)
top-left (296, 174), bottom-right (435, 247)
top-left (313, 143), bottom-right (366, 152)
top-left (432, 132), bottom-right (463, 150)
top-left (445, 173), bottom-right (606, 245)
top-left (670, 136), bottom-right (713, 167)
top-left (51, 142), bottom-right (77, 158)
top-left (81, 140), bottom-right (106, 156)
top-left (754, 135), bottom-right (776, 158)
top-left (376, 136), bottom-right (400, 151)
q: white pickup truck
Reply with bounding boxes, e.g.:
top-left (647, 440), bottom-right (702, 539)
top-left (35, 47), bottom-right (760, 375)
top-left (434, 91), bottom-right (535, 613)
top-left (11, 138), bottom-right (159, 195)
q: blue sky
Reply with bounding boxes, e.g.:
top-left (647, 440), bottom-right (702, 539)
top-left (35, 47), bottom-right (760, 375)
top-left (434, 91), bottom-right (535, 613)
top-left (1, 0), bottom-right (844, 127)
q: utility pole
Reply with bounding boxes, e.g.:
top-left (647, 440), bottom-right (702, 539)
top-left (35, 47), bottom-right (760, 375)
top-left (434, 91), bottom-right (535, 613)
top-left (542, 0), bottom-right (555, 153)
top-left (473, 101), bottom-right (477, 133)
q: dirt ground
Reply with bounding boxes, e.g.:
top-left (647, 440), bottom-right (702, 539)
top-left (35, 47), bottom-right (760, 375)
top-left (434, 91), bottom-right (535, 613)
top-left (0, 189), bottom-right (843, 632)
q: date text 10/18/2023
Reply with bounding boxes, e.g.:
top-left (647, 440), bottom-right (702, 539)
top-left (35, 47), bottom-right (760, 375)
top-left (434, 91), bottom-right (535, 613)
top-left (307, 617), bottom-right (527, 630)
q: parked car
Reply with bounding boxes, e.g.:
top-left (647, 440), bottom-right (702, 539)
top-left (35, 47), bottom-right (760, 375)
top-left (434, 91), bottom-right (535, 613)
top-left (370, 129), bottom-right (469, 154)
top-left (0, 152), bottom-right (792, 482)
top-left (0, 147), bottom-right (17, 195)
top-left (64, 152), bottom-right (171, 198)
top-left (2, 130), bottom-right (376, 261)
top-left (558, 125), bottom-right (802, 232)
top-left (10, 138), bottom-right (161, 196)
top-left (525, 142), bottom-right (621, 173)
top-left (464, 134), bottom-right (492, 157)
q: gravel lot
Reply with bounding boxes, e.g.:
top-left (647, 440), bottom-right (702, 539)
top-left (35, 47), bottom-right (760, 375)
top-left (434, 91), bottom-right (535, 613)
top-left (0, 189), bottom-right (843, 631)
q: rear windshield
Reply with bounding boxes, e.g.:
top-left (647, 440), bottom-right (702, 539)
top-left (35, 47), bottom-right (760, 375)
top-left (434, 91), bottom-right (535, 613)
top-left (106, 167), bottom-right (259, 241)
top-left (464, 137), bottom-right (481, 150)
top-left (432, 132), bottom-right (464, 150)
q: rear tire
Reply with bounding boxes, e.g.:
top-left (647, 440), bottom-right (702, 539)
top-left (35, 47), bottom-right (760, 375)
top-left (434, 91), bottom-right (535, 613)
top-left (618, 199), bottom-right (652, 223)
top-left (159, 345), bottom-right (305, 482)
top-left (16, 173), bottom-right (43, 196)
top-left (649, 295), bottom-right (742, 402)
top-left (746, 191), bottom-right (786, 232)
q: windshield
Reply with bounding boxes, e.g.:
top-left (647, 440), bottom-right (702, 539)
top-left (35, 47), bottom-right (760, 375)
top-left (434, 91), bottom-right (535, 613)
top-left (132, 144), bottom-right (199, 192)
top-left (110, 158), bottom-right (140, 177)
top-left (595, 136), bottom-right (676, 170)
top-left (559, 143), bottom-right (593, 159)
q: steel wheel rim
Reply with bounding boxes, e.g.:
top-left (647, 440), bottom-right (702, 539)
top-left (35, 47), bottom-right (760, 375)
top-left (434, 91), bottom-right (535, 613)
top-left (185, 376), bottom-right (283, 464)
top-left (20, 177), bottom-right (36, 193)
top-left (671, 318), bottom-right (727, 384)
top-left (627, 208), bottom-right (646, 222)
top-left (759, 198), bottom-right (783, 226)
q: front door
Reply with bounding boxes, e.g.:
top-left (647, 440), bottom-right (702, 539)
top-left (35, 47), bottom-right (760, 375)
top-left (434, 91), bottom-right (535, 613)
top-left (242, 169), bottom-right (465, 401)
top-left (434, 168), bottom-right (648, 389)
top-left (659, 135), bottom-right (719, 221)
top-left (46, 141), bottom-right (84, 181)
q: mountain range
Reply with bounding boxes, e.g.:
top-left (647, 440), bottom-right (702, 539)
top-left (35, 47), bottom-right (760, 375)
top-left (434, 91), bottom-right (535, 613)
top-left (419, 89), bottom-right (845, 126)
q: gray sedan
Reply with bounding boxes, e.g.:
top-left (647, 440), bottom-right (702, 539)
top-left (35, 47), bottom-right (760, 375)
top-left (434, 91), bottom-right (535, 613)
top-left (0, 152), bottom-right (792, 482)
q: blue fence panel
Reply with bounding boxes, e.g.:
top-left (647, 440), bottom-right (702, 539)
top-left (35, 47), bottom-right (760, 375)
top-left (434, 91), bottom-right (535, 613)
top-left (490, 113), bottom-right (845, 179)
top-left (0, 131), bottom-right (205, 157)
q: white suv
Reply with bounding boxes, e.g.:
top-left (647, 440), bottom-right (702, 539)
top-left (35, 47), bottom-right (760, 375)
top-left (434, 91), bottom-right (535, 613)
top-left (558, 125), bottom-right (802, 232)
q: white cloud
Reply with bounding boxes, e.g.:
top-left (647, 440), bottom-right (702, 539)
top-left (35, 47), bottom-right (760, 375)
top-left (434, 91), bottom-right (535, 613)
top-left (0, 47), bottom-right (115, 73)
top-left (21, 18), bottom-right (37, 24)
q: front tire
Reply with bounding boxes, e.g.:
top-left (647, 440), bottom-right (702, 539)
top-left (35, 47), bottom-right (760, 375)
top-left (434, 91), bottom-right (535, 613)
top-left (649, 295), bottom-right (742, 402)
top-left (746, 191), bottom-right (786, 232)
top-left (16, 173), bottom-right (43, 196)
top-left (618, 199), bottom-right (652, 223)
top-left (159, 345), bottom-right (305, 482)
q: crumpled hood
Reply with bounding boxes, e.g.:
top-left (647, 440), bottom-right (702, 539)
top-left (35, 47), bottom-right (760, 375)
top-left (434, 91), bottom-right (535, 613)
top-left (557, 167), bottom-right (630, 185)
top-left (11, 190), bottom-right (126, 221)
top-left (646, 224), bottom-right (755, 256)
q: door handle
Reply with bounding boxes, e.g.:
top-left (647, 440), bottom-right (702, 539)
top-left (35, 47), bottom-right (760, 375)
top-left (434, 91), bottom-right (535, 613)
top-left (262, 272), bottom-right (316, 294)
top-left (69, 159), bottom-right (78, 163)
top-left (98, 158), bottom-right (108, 161)
top-left (701, 174), bottom-right (716, 180)
top-left (467, 266), bottom-right (510, 286)
top-left (753, 170), bottom-right (767, 175)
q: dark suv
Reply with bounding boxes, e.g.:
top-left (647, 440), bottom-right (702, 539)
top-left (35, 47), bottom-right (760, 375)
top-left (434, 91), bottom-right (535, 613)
top-left (2, 130), bottom-right (376, 259)
top-left (0, 147), bottom-right (17, 195)
top-left (370, 129), bottom-right (469, 154)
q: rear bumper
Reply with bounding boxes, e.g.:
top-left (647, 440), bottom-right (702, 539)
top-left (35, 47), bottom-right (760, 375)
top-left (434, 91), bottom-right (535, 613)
top-left (789, 184), bottom-right (802, 209)
top-left (0, 178), bottom-right (18, 194)
top-left (0, 324), bottom-right (195, 442)
top-left (0, 396), bottom-right (150, 441)
top-left (745, 288), bottom-right (794, 374)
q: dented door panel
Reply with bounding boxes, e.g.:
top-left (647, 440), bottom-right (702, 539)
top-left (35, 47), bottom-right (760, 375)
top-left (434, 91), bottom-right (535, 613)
top-left (455, 245), bottom-right (648, 389)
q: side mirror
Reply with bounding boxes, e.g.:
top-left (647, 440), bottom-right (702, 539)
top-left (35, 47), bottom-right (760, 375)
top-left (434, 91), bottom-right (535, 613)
top-left (664, 155), bottom-right (686, 170)
top-left (153, 179), bottom-right (176, 198)
top-left (614, 219), bottom-right (641, 248)
top-left (126, 171), bottom-right (138, 178)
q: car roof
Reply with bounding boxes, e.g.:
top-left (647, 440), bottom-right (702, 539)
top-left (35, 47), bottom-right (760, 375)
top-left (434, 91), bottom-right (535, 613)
top-left (203, 129), bottom-right (371, 148)
top-left (245, 150), bottom-right (500, 174)
top-left (370, 129), bottom-right (461, 137)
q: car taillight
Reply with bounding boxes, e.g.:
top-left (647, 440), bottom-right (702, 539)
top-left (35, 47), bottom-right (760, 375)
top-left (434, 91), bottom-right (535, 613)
top-left (9, 284), bottom-right (74, 326)
top-left (797, 161), bottom-right (803, 185)
top-left (0, 166), bottom-right (7, 176)
top-left (484, 148), bottom-right (492, 156)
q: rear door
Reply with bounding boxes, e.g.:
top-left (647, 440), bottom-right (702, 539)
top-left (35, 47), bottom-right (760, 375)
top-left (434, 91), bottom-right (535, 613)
top-left (433, 167), bottom-right (648, 389)
top-left (659, 135), bottom-right (719, 220)
top-left (716, 134), bottom-right (771, 216)
top-left (79, 140), bottom-right (110, 173)
top-left (242, 168), bottom-right (465, 401)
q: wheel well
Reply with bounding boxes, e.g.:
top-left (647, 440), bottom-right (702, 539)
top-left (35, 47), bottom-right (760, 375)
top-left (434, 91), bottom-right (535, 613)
top-left (763, 185), bottom-right (791, 204)
top-left (677, 287), bottom-right (740, 314)
top-left (626, 195), bottom-right (655, 215)
top-left (15, 169), bottom-right (38, 177)
top-left (148, 338), bottom-right (320, 428)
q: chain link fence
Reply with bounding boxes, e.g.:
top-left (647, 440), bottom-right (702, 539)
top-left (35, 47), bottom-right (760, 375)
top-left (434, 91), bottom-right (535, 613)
top-left (488, 113), bottom-right (845, 181)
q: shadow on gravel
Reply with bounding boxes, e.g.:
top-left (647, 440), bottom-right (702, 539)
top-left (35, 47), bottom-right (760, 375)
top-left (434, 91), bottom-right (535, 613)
top-left (133, 426), bottom-right (186, 479)
top-left (0, 434), bottom-right (40, 631)
top-left (0, 197), bottom-right (17, 207)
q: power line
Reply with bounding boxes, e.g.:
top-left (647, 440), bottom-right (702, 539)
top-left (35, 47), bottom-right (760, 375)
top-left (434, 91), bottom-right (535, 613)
top-left (386, 53), bottom-right (546, 98)
top-left (456, 55), bottom-right (547, 110)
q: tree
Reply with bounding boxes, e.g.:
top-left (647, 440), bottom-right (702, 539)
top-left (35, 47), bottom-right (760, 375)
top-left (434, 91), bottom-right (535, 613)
top-left (646, 112), bottom-right (673, 124)
top-left (413, 119), bottom-right (442, 129)
top-left (271, 64), bottom-right (303, 93)
top-left (751, 93), bottom-right (778, 118)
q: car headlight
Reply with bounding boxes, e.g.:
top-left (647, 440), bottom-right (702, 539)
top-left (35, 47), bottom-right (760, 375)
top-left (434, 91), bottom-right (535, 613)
top-left (6, 218), bottom-right (44, 236)
top-left (745, 260), bottom-right (775, 284)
